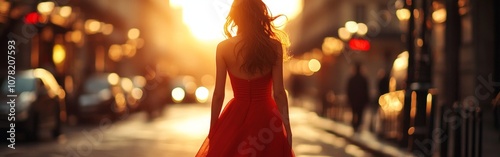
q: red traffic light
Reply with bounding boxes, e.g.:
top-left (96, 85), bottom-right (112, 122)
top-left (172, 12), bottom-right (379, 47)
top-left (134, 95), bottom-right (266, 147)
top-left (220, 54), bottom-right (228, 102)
top-left (24, 12), bottom-right (40, 24)
top-left (348, 38), bottom-right (370, 51)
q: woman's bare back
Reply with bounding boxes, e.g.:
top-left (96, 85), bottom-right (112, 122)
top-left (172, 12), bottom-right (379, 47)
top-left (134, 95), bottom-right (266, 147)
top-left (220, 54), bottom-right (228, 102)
top-left (218, 36), bottom-right (280, 80)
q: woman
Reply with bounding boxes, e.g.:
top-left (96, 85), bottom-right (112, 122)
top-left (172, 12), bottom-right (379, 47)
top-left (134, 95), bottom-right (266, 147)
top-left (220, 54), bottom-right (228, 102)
top-left (195, 0), bottom-right (294, 156)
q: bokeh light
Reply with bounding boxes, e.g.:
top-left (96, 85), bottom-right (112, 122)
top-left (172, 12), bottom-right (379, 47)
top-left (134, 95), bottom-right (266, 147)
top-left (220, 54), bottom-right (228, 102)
top-left (107, 73), bottom-right (120, 85)
top-left (101, 24), bottom-right (114, 35)
top-left (356, 23), bottom-right (368, 36)
top-left (114, 93), bottom-right (127, 112)
top-left (108, 44), bottom-right (123, 62)
top-left (70, 30), bottom-right (82, 43)
top-left (345, 21), bottom-right (358, 33)
top-left (172, 87), bottom-right (186, 103)
top-left (338, 27), bottom-right (352, 41)
top-left (195, 86), bottom-right (210, 103)
top-left (133, 76), bottom-right (147, 88)
top-left (396, 9), bottom-right (411, 21)
top-left (322, 37), bottom-right (344, 56)
top-left (85, 19), bottom-right (101, 34)
top-left (128, 28), bottom-right (140, 40)
top-left (308, 59), bottom-right (321, 72)
top-left (393, 51), bottom-right (408, 72)
top-left (432, 8), bottom-right (446, 23)
top-left (59, 6), bottom-right (72, 18)
top-left (37, 1), bottom-right (55, 15)
top-left (131, 88), bottom-right (144, 100)
top-left (121, 78), bottom-right (134, 92)
top-left (52, 44), bottom-right (66, 64)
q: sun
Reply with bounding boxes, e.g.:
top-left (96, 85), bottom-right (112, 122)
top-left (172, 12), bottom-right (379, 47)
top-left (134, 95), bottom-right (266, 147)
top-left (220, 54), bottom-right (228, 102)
top-left (170, 0), bottom-right (303, 41)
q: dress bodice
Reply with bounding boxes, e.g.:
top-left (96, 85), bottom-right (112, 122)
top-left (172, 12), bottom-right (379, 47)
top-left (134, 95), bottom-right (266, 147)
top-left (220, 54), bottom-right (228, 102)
top-left (228, 71), bottom-right (273, 102)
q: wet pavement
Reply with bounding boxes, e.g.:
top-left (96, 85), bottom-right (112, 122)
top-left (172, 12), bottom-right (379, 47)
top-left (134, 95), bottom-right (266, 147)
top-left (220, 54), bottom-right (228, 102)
top-left (0, 104), bottom-right (372, 157)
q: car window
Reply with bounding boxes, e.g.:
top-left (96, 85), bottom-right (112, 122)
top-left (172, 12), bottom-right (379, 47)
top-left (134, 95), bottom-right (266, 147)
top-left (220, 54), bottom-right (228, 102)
top-left (1, 77), bottom-right (36, 94)
top-left (84, 76), bottom-right (110, 93)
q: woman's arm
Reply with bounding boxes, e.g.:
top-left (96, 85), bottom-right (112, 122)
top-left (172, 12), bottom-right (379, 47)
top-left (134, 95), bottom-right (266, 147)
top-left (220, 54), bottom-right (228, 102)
top-left (271, 45), bottom-right (292, 145)
top-left (209, 42), bottom-right (227, 136)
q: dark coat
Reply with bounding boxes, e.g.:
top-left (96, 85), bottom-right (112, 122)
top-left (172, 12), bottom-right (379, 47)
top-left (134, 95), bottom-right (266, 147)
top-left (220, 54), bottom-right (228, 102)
top-left (347, 74), bottom-right (369, 109)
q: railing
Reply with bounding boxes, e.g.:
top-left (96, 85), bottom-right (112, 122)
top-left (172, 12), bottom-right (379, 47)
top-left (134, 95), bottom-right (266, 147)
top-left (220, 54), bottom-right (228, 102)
top-left (440, 104), bottom-right (482, 157)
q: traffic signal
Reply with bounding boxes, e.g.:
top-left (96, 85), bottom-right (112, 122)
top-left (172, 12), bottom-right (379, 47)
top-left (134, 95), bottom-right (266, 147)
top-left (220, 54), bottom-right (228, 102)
top-left (348, 38), bottom-right (370, 51)
top-left (24, 12), bottom-right (40, 24)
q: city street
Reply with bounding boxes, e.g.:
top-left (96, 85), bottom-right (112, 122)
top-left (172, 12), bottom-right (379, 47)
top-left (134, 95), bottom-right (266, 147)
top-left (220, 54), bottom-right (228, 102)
top-left (0, 0), bottom-right (498, 156)
top-left (0, 104), bottom-right (372, 157)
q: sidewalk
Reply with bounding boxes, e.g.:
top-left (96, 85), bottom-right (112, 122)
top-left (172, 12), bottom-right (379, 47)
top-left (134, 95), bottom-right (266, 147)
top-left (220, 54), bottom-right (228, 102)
top-left (291, 106), bottom-right (414, 157)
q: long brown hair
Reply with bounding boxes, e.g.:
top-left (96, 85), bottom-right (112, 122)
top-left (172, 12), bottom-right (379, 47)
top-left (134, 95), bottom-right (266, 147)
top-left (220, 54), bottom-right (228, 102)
top-left (224, 0), bottom-right (290, 75)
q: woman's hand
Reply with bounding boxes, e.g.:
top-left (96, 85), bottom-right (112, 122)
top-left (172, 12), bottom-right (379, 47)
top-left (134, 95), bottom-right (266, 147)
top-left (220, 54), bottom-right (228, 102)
top-left (283, 117), bottom-right (292, 146)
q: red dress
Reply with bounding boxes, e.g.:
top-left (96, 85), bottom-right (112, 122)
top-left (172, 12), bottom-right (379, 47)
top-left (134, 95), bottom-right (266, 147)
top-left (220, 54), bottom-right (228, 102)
top-left (196, 71), bottom-right (295, 157)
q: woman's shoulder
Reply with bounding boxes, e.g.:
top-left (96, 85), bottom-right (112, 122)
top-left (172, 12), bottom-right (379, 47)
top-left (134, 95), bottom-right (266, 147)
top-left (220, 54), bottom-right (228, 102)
top-left (217, 37), bottom-right (245, 52)
top-left (220, 36), bottom-right (243, 44)
top-left (217, 37), bottom-right (239, 48)
top-left (216, 40), bottom-right (231, 53)
top-left (217, 37), bottom-right (281, 51)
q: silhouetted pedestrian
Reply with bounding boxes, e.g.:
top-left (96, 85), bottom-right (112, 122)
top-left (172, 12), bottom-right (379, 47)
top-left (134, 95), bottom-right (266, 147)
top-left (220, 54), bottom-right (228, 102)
top-left (347, 63), bottom-right (369, 132)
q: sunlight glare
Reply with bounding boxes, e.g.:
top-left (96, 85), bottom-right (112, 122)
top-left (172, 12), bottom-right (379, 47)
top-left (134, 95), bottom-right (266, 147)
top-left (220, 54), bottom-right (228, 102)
top-left (172, 115), bottom-right (210, 137)
top-left (169, 0), bottom-right (184, 9)
top-left (170, 0), bottom-right (303, 41)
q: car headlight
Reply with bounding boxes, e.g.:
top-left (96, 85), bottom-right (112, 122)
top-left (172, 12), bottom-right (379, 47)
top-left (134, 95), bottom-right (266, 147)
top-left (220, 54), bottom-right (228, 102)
top-left (171, 87), bottom-right (185, 103)
top-left (195, 86), bottom-right (209, 103)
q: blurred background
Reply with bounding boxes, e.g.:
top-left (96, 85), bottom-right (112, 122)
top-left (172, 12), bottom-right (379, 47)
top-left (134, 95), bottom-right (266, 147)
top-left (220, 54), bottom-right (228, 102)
top-left (0, 0), bottom-right (499, 156)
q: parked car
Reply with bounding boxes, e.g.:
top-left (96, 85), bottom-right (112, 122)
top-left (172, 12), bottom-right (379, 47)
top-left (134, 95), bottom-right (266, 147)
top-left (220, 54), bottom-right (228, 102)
top-left (0, 68), bottom-right (66, 140)
top-left (77, 73), bottom-right (127, 121)
top-left (376, 51), bottom-right (437, 139)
